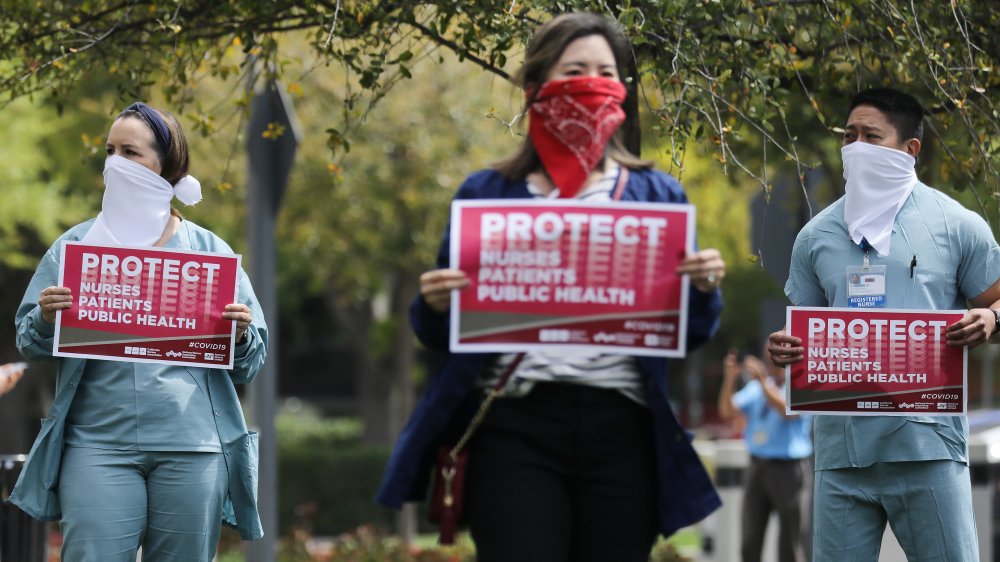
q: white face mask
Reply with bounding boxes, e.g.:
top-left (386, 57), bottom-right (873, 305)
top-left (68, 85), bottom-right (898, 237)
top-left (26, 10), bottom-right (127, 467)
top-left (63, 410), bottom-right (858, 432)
top-left (82, 156), bottom-right (201, 247)
top-left (842, 141), bottom-right (918, 256)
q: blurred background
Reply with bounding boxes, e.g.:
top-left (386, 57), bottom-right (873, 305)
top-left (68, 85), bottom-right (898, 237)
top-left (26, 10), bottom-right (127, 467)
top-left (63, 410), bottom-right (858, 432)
top-left (3, 2), bottom-right (1000, 561)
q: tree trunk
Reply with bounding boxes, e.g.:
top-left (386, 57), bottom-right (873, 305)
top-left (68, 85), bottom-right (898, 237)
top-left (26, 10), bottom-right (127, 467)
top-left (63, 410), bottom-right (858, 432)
top-left (330, 272), bottom-right (419, 447)
top-left (387, 274), bottom-right (417, 443)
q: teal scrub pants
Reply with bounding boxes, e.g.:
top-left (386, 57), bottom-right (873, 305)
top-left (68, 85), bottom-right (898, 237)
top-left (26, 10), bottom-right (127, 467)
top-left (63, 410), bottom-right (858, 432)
top-left (812, 460), bottom-right (978, 562)
top-left (58, 446), bottom-right (228, 562)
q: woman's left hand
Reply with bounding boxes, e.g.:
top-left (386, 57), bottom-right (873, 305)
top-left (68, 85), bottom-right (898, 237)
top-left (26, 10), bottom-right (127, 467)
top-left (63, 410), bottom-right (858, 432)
top-left (223, 304), bottom-right (253, 343)
top-left (676, 248), bottom-right (726, 292)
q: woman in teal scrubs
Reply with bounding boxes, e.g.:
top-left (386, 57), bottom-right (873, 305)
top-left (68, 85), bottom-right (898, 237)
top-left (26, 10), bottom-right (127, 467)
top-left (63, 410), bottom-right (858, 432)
top-left (10, 102), bottom-right (268, 561)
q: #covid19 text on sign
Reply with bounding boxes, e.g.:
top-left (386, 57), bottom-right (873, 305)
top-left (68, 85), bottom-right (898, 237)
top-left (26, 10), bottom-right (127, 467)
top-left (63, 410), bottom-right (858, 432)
top-left (449, 200), bottom-right (694, 357)
top-left (786, 307), bottom-right (967, 416)
top-left (54, 241), bottom-right (241, 369)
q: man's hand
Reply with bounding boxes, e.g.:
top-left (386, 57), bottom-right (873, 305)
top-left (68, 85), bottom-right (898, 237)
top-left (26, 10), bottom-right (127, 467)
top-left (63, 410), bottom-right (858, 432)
top-left (945, 308), bottom-right (996, 349)
top-left (767, 330), bottom-right (804, 366)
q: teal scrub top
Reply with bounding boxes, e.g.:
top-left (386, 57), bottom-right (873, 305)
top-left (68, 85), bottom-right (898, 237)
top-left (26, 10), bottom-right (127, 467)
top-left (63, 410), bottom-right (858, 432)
top-left (63, 230), bottom-right (222, 452)
top-left (65, 360), bottom-right (221, 451)
top-left (785, 182), bottom-right (1000, 470)
top-left (12, 217), bottom-right (268, 540)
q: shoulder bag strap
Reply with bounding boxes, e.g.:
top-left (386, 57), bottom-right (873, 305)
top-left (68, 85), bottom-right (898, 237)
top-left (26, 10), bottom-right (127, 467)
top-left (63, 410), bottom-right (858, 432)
top-left (447, 352), bottom-right (525, 461)
top-left (445, 166), bottom-right (628, 460)
top-left (611, 166), bottom-right (630, 201)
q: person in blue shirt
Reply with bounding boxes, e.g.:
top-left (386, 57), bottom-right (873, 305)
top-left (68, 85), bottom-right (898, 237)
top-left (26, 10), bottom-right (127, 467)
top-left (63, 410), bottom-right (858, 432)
top-left (769, 88), bottom-right (1000, 561)
top-left (719, 349), bottom-right (812, 562)
top-left (10, 102), bottom-right (268, 561)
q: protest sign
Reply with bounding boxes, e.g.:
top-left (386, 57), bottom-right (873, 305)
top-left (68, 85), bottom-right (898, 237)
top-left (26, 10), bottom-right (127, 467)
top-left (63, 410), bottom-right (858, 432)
top-left (54, 241), bottom-right (241, 369)
top-left (449, 200), bottom-right (694, 357)
top-left (786, 306), bottom-right (967, 415)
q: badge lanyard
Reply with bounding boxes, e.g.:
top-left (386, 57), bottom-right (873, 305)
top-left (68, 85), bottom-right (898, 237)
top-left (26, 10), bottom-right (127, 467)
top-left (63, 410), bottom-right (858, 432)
top-left (847, 241), bottom-right (887, 308)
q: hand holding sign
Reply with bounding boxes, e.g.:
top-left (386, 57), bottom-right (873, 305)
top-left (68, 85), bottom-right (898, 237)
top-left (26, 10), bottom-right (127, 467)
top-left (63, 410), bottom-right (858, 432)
top-left (39, 286), bottom-right (73, 324)
top-left (945, 308), bottom-right (997, 348)
top-left (223, 303), bottom-right (253, 342)
top-left (767, 330), bottom-right (804, 367)
top-left (676, 248), bottom-right (726, 292)
top-left (420, 269), bottom-right (470, 313)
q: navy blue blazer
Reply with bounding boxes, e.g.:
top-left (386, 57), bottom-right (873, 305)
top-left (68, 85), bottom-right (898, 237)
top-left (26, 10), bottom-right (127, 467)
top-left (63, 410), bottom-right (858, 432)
top-left (375, 167), bottom-right (723, 536)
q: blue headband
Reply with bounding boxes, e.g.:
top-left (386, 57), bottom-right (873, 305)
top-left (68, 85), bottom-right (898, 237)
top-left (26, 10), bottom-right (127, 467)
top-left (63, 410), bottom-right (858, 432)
top-left (125, 102), bottom-right (171, 154)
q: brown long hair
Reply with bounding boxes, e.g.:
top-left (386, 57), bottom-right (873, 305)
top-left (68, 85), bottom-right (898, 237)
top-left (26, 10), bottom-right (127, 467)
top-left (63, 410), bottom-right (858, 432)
top-left (492, 12), bottom-right (652, 180)
top-left (117, 104), bottom-right (190, 218)
top-left (116, 104), bottom-right (190, 186)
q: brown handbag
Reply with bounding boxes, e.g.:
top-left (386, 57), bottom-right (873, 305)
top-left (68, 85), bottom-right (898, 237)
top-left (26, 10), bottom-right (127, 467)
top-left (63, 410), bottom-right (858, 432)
top-left (428, 353), bottom-right (525, 545)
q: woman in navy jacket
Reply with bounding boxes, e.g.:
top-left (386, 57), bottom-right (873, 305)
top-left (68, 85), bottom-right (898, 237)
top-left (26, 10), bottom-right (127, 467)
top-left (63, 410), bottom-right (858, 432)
top-left (377, 13), bottom-right (724, 562)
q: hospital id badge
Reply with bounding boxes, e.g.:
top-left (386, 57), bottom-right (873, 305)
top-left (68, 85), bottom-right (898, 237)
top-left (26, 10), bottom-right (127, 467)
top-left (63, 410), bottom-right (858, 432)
top-left (847, 265), bottom-right (886, 308)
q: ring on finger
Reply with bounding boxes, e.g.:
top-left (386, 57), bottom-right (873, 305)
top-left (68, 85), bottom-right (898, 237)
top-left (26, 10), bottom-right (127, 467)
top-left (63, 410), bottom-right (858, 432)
top-left (706, 271), bottom-right (717, 284)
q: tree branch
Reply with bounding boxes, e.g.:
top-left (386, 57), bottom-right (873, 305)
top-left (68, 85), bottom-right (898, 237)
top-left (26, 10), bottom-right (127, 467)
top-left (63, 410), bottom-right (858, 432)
top-left (405, 19), bottom-right (511, 82)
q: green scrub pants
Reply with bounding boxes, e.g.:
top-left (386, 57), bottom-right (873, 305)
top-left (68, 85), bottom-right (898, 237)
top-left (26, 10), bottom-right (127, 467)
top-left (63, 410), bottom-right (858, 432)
top-left (812, 460), bottom-right (978, 562)
top-left (58, 446), bottom-right (228, 562)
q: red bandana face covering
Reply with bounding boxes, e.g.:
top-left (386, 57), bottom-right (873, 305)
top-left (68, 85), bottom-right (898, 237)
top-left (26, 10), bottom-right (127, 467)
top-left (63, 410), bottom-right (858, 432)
top-left (528, 76), bottom-right (627, 198)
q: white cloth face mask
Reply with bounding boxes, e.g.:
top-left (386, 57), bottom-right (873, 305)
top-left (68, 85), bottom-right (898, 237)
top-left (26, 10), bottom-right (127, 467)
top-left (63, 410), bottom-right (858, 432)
top-left (842, 141), bottom-right (918, 256)
top-left (82, 155), bottom-right (201, 247)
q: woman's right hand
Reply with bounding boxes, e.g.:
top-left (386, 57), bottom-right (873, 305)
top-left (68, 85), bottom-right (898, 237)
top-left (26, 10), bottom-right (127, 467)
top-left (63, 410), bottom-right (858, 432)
top-left (39, 286), bottom-right (73, 324)
top-left (419, 269), bottom-right (469, 313)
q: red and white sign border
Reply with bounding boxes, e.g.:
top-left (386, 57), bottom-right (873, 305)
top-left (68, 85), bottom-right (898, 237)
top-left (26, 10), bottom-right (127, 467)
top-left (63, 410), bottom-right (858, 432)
top-left (53, 241), bottom-right (241, 370)
top-left (447, 199), bottom-right (695, 357)
top-left (784, 306), bottom-right (968, 417)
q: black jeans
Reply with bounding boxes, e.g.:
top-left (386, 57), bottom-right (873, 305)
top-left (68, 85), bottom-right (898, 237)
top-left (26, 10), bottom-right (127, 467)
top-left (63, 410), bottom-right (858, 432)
top-left (466, 382), bottom-right (659, 562)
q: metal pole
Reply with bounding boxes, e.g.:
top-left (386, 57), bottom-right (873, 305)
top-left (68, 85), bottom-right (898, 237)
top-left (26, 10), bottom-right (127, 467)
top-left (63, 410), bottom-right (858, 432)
top-left (246, 172), bottom-right (278, 562)
top-left (244, 81), bottom-right (299, 562)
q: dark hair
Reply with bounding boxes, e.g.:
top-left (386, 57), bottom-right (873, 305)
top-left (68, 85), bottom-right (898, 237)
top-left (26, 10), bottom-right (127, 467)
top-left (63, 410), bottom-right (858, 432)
top-left (492, 12), bottom-right (651, 180)
top-left (116, 104), bottom-right (190, 185)
top-left (847, 88), bottom-right (925, 142)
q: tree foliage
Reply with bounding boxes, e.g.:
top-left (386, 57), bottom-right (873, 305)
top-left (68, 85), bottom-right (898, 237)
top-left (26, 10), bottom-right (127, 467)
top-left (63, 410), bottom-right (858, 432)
top-left (3, 0), bottom-right (1000, 223)
top-left (0, 97), bottom-right (102, 269)
top-left (0, 33), bottom-right (520, 450)
top-left (267, 47), bottom-right (518, 442)
top-left (5, 0), bottom-right (1000, 444)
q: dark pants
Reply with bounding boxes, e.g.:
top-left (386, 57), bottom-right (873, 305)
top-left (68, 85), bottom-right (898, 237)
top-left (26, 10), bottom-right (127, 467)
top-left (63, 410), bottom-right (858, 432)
top-left (466, 382), bottom-right (659, 562)
top-left (741, 456), bottom-right (807, 562)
